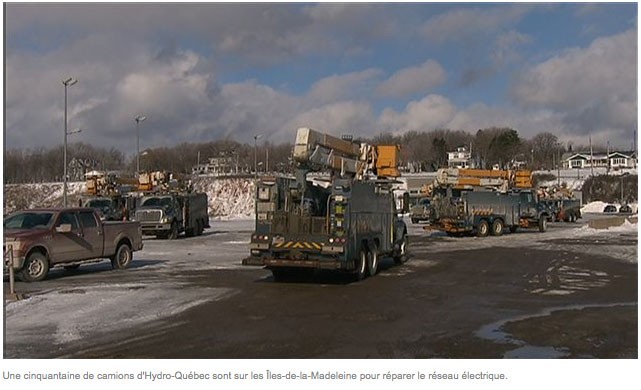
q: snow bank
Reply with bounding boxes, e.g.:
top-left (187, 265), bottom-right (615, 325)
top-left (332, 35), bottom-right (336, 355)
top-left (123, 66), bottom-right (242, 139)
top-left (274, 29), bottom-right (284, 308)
top-left (581, 201), bottom-right (639, 213)
top-left (192, 177), bottom-right (255, 219)
top-left (3, 178), bottom-right (255, 218)
top-left (581, 201), bottom-right (610, 213)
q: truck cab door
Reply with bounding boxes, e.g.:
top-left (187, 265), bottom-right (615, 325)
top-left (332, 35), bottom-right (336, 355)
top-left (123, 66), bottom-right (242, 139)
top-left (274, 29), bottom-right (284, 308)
top-left (78, 210), bottom-right (104, 259)
top-left (51, 211), bottom-right (86, 263)
top-left (519, 192), bottom-right (536, 217)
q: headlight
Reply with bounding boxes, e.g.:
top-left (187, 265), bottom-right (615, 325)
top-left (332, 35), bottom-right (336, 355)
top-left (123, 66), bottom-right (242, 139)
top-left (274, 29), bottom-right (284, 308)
top-left (5, 240), bottom-right (24, 253)
top-left (161, 217), bottom-right (170, 223)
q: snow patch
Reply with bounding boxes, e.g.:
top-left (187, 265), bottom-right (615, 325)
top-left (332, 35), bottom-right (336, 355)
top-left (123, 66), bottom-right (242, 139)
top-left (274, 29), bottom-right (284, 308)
top-left (5, 282), bottom-right (238, 346)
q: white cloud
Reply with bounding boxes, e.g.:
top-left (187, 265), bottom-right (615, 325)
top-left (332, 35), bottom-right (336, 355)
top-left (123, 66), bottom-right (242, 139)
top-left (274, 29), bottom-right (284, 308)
top-left (379, 94), bottom-right (458, 132)
top-left (377, 60), bottom-right (446, 98)
top-left (512, 29), bottom-right (636, 135)
top-left (285, 101), bottom-right (376, 137)
top-left (492, 30), bottom-right (531, 66)
top-left (308, 68), bottom-right (383, 104)
top-left (420, 5), bottom-right (530, 43)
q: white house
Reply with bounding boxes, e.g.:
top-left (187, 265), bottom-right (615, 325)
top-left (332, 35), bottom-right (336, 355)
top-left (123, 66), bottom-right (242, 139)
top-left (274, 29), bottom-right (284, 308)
top-left (447, 146), bottom-right (472, 169)
top-left (563, 151), bottom-right (637, 169)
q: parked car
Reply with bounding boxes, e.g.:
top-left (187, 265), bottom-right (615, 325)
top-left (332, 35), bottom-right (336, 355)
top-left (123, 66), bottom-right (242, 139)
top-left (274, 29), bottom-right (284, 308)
top-left (410, 197), bottom-right (432, 224)
top-left (618, 204), bottom-right (633, 214)
top-left (3, 207), bottom-right (143, 282)
top-left (603, 204), bottom-right (618, 213)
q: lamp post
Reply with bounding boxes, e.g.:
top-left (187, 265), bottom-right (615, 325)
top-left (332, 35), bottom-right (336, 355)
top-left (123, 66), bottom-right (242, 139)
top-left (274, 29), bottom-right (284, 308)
top-left (62, 77), bottom-right (78, 207)
top-left (620, 173), bottom-right (630, 205)
top-left (253, 134), bottom-right (262, 179)
top-left (135, 115), bottom-right (147, 173)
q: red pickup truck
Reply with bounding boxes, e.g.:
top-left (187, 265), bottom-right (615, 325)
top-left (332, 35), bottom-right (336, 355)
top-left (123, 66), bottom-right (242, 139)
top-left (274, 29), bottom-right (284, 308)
top-left (4, 207), bottom-right (143, 282)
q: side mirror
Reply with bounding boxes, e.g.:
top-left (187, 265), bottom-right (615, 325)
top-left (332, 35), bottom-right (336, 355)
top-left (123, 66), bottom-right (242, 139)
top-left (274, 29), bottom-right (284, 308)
top-left (55, 224), bottom-right (72, 233)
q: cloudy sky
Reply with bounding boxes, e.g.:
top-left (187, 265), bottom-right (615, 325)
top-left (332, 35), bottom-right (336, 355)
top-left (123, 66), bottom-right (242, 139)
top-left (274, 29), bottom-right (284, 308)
top-left (3, 2), bottom-right (638, 156)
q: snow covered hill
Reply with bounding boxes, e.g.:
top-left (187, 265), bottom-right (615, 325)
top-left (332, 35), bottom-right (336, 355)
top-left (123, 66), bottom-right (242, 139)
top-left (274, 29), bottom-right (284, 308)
top-left (3, 177), bottom-right (256, 218)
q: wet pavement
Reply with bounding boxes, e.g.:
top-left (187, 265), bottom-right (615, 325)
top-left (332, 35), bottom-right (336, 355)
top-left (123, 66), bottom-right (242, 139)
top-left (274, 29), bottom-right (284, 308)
top-left (3, 216), bottom-right (637, 358)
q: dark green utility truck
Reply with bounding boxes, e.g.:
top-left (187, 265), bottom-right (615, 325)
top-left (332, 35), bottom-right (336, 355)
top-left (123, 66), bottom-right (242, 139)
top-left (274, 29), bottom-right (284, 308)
top-left (244, 127), bottom-right (408, 281)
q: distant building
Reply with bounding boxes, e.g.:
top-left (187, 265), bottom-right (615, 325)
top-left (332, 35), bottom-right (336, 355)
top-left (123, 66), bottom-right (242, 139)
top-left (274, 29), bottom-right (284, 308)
top-left (562, 151), bottom-right (637, 170)
top-left (447, 146), bottom-right (472, 169)
top-left (192, 156), bottom-right (238, 176)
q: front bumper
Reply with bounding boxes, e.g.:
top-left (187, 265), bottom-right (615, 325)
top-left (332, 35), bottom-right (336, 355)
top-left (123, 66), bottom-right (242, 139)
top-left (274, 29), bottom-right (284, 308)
top-left (140, 223), bottom-right (172, 234)
top-left (3, 251), bottom-right (25, 271)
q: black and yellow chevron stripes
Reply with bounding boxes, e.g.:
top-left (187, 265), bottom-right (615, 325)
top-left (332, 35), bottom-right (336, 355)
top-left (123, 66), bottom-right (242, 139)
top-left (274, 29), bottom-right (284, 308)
top-left (273, 241), bottom-right (323, 250)
top-left (472, 209), bottom-right (493, 216)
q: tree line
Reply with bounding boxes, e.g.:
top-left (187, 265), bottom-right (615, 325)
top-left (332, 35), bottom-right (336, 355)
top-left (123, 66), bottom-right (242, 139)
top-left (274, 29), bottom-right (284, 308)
top-left (4, 128), bottom-right (597, 184)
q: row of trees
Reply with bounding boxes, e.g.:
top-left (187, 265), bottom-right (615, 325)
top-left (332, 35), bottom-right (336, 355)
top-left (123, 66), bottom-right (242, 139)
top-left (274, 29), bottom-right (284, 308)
top-left (3, 128), bottom-right (596, 184)
top-left (373, 128), bottom-right (567, 172)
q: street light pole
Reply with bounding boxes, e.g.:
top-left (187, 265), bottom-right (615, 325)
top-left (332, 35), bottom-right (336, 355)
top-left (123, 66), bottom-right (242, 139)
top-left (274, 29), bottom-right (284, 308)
top-left (135, 115), bottom-right (147, 173)
top-left (62, 77), bottom-right (78, 207)
top-left (253, 134), bottom-right (262, 179)
top-left (620, 173), bottom-right (629, 205)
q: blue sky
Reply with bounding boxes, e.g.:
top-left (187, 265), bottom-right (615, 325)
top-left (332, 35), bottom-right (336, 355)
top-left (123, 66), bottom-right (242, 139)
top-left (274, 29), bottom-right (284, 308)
top-left (3, 3), bottom-right (638, 155)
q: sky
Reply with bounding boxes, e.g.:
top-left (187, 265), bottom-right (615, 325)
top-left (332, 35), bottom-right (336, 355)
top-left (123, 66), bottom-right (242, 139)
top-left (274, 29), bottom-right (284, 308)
top-left (3, 2), bottom-right (638, 158)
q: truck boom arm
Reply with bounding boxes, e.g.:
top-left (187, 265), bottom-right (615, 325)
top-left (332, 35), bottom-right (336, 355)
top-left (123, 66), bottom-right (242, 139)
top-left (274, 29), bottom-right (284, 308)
top-left (292, 127), bottom-right (399, 178)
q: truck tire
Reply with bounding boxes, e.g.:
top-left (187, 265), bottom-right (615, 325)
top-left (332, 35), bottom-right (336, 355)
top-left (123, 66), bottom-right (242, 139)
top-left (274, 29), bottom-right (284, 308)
top-left (356, 248), bottom-right (368, 281)
top-left (271, 268), bottom-right (288, 282)
top-left (20, 252), bottom-right (49, 282)
top-left (185, 226), bottom-right (195, 237)
top-left (111, 243), bottom-right (133, 270)
top-left (411, 218), bottom-right (418, 224)
top-left (477, 220), bottom-right (489, 237)
top-left (509, 226), bottom-right (518, 234)
top-left (393, 234), bottom-right (408, 264)
top-left (197, 219), bottom-right (204, 236)
top-left (168, 222), bottom-right (179, 240)
top-left (491, 219), bottom-right (504, 236)
top-left (367, 243), bottom-right (379, 276)
top-left (538, 217), bottom-right (547, 233)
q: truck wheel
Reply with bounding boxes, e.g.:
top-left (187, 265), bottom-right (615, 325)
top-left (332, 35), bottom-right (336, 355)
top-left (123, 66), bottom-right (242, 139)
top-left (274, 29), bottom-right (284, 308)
top-left (491, 219), bottom-right (504, 236)
top-left (356, 248), bottom-right (368, 281)
top-left (20, 252), bottom-right (49, 282)
top-left (197, 219), bottom-right (204, 236)
top-left (185, 226), bottom-right (195, 237)
top-left (111, 243), bottom-right (133, 270)
top-left (393, 234), bottom-right (408, 264)
top-left (477, 220), bottom-right (489, 237)
top-left (367, 243), bottom-right (379, 276)
top-left (538, 217), bottom-right (547, 232)
top-left (168, 222), bottom-right (179, 240)
top-left (271, 268), bottom-right (288, 282)
top-left (411, 218), bottom-right (418, 224)
top-left (509, 226), bottom-right (518, 234)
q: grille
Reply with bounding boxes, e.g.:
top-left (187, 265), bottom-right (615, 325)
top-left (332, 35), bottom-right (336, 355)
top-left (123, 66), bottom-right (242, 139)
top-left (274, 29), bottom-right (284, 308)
top-left (136, 210), bottom-right (162, 222)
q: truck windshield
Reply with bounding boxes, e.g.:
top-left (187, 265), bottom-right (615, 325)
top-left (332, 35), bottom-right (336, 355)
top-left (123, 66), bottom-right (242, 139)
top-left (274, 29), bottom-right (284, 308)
top-left (4, 212), bottom-right (54, 230)
top-left (86, 199), bottom-right (112, 208)
top-left (141, 197), bottom-right (172, 208)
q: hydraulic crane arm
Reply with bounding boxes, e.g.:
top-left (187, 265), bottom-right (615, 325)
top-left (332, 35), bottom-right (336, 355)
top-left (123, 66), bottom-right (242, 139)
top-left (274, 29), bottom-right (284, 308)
top-left (293, 127), bottom-right (364, 176)
top-left (292, 127), bottom-right (400, 178)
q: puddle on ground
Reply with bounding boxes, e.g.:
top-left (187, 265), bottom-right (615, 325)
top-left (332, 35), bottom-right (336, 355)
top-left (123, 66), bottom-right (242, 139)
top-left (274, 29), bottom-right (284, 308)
top-left (476, 302), bottom-right (636, 358)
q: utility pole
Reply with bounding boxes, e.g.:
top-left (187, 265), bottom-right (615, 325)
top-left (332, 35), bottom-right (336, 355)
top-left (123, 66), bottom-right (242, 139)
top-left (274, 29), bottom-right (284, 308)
top-left (135, 115), bottom-right (147, 173)
top-left (62, 77), bottom-right (78, 207)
